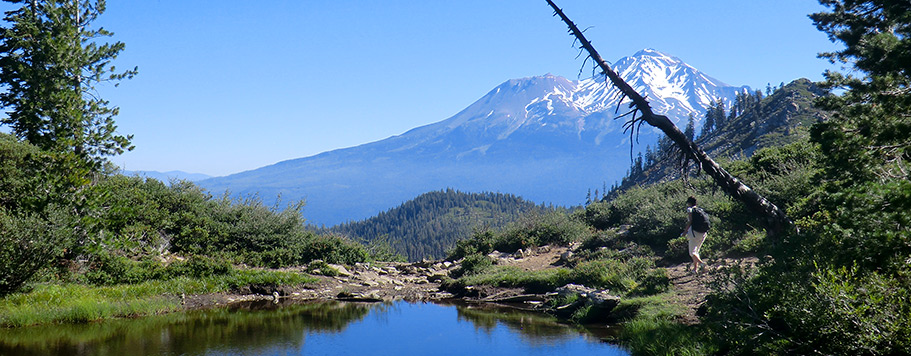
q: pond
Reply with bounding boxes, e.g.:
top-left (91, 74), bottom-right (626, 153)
top-left (0, 300), bottom-right (630, 355)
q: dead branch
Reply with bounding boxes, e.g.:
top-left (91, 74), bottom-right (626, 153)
top-left (546, 0), bottom-right (793, 237)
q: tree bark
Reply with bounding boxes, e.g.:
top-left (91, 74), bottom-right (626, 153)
top-left (545, 0), bottom-right (791, 237)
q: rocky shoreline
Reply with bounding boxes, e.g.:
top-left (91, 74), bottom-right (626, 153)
top-left (183, 245), bottom-right (623, 322)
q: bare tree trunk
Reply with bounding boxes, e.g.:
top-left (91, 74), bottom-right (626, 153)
top-left (545, 0), bottom-right (791, 237)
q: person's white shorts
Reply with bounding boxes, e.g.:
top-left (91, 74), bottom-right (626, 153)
top-left (687, 229), bottom-right (707, 258)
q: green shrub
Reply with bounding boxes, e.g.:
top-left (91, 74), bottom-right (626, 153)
top-left (521, 212), bottom-right (590, 246)
top-left (705, 262), bottom-right (911, 355)
top-left (450, 253), bottom-right (494, 278)
top-left (305, 260), bottom-right (340, 277)
top-left (579, 230), bottom-right (621, 251)
top-left (166, 255), bottom-right (233, 279)
top-left (575, 201), bottom-right (621, 230)
top-left (570, 257), bottom-right (665, 295)
top-left (448, 230), bottom-right (496, 260)
top-left (451, 212), bottom-right (592, 257)
top-left (664, 236), bottom-right (689, 262)
top-left (299, 234), bottom-right (368, 266)
top-left (731, 229), bottom-right (765, 255)
top-left (0, 208), bottom-right (69, 295)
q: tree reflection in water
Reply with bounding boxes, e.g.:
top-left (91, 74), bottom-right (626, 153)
top-left (0, 300), bottom-right (625, 356)
top-left (0, 300), bottom-right (372, 356)
top-left (453, 302), bottom-right (617, 345)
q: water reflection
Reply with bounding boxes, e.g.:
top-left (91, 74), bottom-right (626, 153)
top-left (454, 303), bottom-right (617, 345)
top-left (0, 300), bottom-right (627, 356)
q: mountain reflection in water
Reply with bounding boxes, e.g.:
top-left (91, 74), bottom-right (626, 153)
top-left (0, 300), bottom-right (628, 355)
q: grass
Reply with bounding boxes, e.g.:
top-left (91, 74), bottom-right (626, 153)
top-left (612, 293), bottom-right (716, 356)
top-left (0, 269), bottom-right (315, 327)
top-left (447, 255), bottom-right (668, 296)
top-left (454, 266), bottom-right (573, 293)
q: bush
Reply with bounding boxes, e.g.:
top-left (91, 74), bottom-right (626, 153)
top-left (450, 212), bottom-right (592, 258)
top-left (305, 260), bottom-right (340, 277)
top-left (450, 253), bottom-right (494, 278)
top-left (299, 234), bottom-right (369, 266)
top-left (580, 230), bottom-right (621, 251)
top-left (575, 201), bottom-right (621, 230)
top-left (664, 236), bottom-right (689, 262)
top-left (705, 261), bottom-right (911, 355)
top-left (570, 257), bottom-right (664, 295)
top-left (448, 230), bottom-right (496, 260)
top-left (0, 208), bottom-right (69, 295)
top-left (166, 255), bottom-right (233, 279)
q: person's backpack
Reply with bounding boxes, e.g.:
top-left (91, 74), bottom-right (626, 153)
top-left (691, 207), bottom-right (710, 233)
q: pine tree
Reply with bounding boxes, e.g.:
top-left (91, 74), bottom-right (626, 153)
top-left (701, 102), bottom-right (715, 134)
top-left (0, 0), bottom-right (137, 167)
top-left (684, 113), bottom-right (695, 141)
top-left (712, 98), bottom-right (727, 129)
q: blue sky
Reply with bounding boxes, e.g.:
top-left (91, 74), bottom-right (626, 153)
top-left (5, 1), bottom-right (840, 177)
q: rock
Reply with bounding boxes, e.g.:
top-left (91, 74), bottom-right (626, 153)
top-left (617, 224), bottom-right (632, 237)
top-left (568, 241), bottom-right (582, 251)
top-left (328, 264), bottom-right (352, 277)
top-left (558, 250), bottom-right (573, 264)
top-left (487, 250), bottom-right (512, 263)
top-left (554, 284), bottom-right (621, 315)
top-left (555, 283), bottom-right (592, 296)
top-left (375, 276), bottom-right (393, 285)
top-left (413, 259), bottom-right (433, 268)
top-left (516, 248), bottom-right (527, 259)
top-left (588, 290), bottom-right (621, 311)
top-left (442, 261), bottom-right (453, 269)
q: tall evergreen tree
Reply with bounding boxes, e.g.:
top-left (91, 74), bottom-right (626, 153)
top-left (701, 102), bottom-right (715, 134)
top-left (712, 97), bottom-right (727, 129)
top-left (811, 0), bottom-right (911, 184)
top-left (684, 113), bottom-right (695, 141)
top-left (0, 0), bottom-right (136, 167)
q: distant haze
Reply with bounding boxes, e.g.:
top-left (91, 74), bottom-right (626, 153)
top-left (122, 170), bottom-right (212, 183)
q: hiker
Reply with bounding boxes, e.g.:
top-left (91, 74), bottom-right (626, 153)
top-left (681, 196), bottom-right (708, 272)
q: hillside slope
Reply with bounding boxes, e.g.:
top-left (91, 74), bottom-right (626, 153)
top-left (613, 78), bottom-right (828, 190)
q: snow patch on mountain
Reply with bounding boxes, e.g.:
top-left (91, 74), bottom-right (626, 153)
top-left (390, 49), bottom-right (749, 158)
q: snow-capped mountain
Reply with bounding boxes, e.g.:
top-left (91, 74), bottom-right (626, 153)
top-left (373, 49), bottom-right (746, 158)
top-left (198, 49), bottom-right (749, 226)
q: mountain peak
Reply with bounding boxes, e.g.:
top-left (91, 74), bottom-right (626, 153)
top-left (199, 49), bottom-right (751, 225)
top-left (632, 48), bottom-right (668, 57)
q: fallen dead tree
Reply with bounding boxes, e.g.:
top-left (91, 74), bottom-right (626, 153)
top-left (545, 0), bottom-right (792, 238)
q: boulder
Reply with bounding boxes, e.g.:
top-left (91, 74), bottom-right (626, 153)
top-left (553, 284), bottom-right (621, 317)
top-left (328, 264), bottom-right (352, 277)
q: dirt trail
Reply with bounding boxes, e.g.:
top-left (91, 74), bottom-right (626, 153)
top-left (664, 257), bottom-right (759, 324)
top-left (664, 262), bottom-right (713, 324)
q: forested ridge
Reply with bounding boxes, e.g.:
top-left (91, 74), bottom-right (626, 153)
top-left (327, 189), bottom-right (549, 261)
top-left (611, 78), bottom-right (829, 194)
